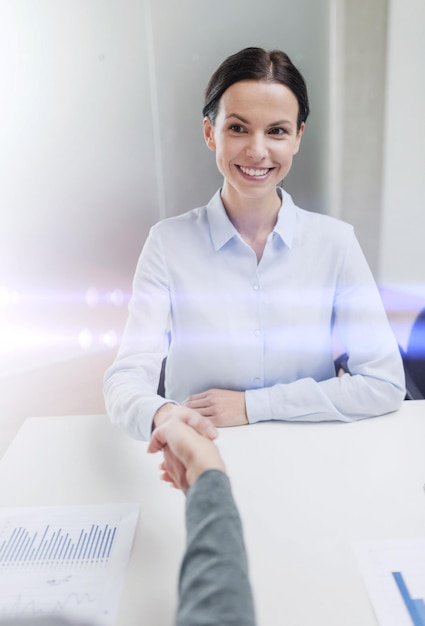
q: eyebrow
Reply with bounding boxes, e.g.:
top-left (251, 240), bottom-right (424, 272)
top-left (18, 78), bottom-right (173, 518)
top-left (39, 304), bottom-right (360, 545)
top-left (225, 113), bottom-right (293, 127)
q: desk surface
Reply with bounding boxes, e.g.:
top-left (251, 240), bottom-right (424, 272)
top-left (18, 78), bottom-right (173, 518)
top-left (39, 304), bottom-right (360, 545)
top-left (0, 401), bottom-right (424, 626)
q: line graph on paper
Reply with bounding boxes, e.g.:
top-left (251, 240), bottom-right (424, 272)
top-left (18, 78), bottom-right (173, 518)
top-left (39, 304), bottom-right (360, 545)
top-left (0, 504), bottom-right (139, 625)
top-left (5, 589), bottom-right (97, 617)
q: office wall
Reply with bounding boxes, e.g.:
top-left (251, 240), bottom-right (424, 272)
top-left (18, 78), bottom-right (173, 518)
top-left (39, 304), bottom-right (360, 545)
top-left (333, 0), bottom-right (388, 276)
top-left (379, 0), bottom-right (425, 294)
top-left (0, 0), bottom-right (156, 293)
top-left (0, 0), bottom-right (332, 375)
top-left (0, 0), bottom-right (331, 293)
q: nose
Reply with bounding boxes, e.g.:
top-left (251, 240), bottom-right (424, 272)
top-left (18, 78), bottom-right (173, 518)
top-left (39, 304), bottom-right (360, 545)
top-left (245, 133), bottom-right (267, 162)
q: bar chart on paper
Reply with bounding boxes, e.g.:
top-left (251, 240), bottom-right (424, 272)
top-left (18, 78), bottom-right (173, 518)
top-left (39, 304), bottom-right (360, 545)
top-left (392, 571), bottom-right (425, 626)
top-left (0, 520), bottom-right (117, 567)
top-left (0, 503), bottom-right (139, 625)
top-left (354, 539), bottom-right (425, 626)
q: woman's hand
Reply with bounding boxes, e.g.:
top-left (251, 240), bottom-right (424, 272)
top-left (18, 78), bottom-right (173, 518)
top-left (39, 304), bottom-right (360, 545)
top-left (183, 389), bottom-right (248, 427)
top-left (153, 402), bottom-right (218, 439)
top-left (148, 419), bottom-right (226, 492)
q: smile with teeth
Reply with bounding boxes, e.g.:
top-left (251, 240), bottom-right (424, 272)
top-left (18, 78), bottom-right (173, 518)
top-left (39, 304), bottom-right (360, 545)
top-left (238, 165), bottom-right (272, 177)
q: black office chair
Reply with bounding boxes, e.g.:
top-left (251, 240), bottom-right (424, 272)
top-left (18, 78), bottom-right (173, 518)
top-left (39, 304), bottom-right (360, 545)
top-left (335, 309), bottom-right (425, 400)
top-left (157, 331), bottom-right (171, 398)
top-left (157, 357), bottom-right (166, 397)
top-left (334, 352), bottom-right (349, 377)
top-left (401, 307), bottom-right (425, 400)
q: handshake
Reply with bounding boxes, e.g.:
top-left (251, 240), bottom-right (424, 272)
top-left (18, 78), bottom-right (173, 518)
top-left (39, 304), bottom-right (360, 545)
top-left (148, 412), bottom-right (226, 492)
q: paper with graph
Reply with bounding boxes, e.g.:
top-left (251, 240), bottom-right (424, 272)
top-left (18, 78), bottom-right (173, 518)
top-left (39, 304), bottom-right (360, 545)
top-left (354, 538), bottom-right (425, 626)
top-left (0, 503), bottom-right (140, 625)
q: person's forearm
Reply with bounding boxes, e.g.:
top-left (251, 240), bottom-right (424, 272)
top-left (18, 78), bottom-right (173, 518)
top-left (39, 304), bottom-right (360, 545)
top-left (103, 363), bottom-right (170, 440)
top-left (176, 470), bottom-right (256, 626)
top-left (245, 356), bottom-right (405, 425)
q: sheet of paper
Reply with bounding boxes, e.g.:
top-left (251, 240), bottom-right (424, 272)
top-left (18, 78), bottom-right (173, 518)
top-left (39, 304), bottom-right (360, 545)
top-left (0, 503), bottom-right (140, 625)
top-left (354, 538), bottom-right (425, 626)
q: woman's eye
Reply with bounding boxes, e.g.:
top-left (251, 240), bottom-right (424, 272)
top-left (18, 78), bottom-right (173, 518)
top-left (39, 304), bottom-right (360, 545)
top-left (269, 127), bottom-right (287, 136)
top-left (229, 124), bottom-right (245, 133)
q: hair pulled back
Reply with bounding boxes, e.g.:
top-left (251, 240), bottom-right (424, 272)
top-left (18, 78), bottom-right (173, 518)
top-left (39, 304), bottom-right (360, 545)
top-left (203, 47), bottom-right (310, 131)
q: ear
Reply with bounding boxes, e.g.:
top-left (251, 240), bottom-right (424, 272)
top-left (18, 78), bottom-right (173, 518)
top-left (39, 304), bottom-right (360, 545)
top-left (293, 121), bottom-right (305, 155)
top-left (203, 116), bottom-right (216, 151)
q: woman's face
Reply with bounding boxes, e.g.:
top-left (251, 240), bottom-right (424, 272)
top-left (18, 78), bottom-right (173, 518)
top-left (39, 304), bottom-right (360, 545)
top-left (203, 79), bottom-right (304, 208)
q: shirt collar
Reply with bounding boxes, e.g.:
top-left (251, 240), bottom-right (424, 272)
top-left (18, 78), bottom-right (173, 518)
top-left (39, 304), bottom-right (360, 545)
top-left (206, 190), bottom-right (239, 251)
top-left (206, 187), bottom-right (297, 251)
top-left (274, 187), bottom-right (296, 249)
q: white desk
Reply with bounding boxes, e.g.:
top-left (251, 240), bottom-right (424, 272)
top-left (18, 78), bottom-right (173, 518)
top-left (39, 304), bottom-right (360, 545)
top-left (0, 401), bottom-right (424, 626)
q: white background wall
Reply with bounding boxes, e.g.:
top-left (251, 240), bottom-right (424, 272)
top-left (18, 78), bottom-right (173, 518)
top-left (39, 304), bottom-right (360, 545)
top-left (0, 0), bottom-right (331, 296)
top-left (379, 0), bottom-right (425, 294)
top-left (0, 0), bottom-right (156, 294)
top-left (0, 0), bottom-right (332, 376)
top-left (0, 0), bottom-right (423, 380)
top-left (334, 0), bottom-right (388, 276)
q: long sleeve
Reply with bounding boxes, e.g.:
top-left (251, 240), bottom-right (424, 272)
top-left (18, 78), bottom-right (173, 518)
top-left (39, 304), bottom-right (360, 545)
top-left (245, 226), bottom-right (406, 424)
top-left (176, 470), bottom-right (256, 626)
top-left (103, 227), bottom-right (175, 440)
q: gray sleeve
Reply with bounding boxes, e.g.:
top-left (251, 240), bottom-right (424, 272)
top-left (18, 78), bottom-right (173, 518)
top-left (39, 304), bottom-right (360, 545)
top-left (175, 470), bottom-right (256, 626)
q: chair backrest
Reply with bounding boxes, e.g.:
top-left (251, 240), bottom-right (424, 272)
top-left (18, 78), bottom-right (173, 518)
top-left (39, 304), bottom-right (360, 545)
top-left (403, 307), bottom-right (425, 399)
top-left (399, 345), bottom-right (424, 400)
top-left (157, 357), bottom-right (167, 397)
top-left (157, 332), bottom-right (171, 397)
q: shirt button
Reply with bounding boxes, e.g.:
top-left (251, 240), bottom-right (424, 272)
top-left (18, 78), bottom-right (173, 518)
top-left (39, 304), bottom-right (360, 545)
top-left (252, 284), bottom-right (260, 291)
top-left (254, 329), bottom-right (261, 337)
top-left (254, 377), bottom-right (262, 384)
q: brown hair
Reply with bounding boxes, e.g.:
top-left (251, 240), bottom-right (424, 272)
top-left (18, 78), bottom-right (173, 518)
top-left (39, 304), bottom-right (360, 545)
top-left (203, 47), bottom-right (310, 131)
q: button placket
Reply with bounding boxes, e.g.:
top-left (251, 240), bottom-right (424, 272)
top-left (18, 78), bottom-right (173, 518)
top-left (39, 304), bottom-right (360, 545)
top-left (251, 275), bottom-right (264, 386)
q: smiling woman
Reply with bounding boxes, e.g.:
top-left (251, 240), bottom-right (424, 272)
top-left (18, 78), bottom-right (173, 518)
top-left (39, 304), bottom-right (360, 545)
top-left (203, 80), bottom-right (304, 257)
top-left (103, 47), bottom-right (405, 442)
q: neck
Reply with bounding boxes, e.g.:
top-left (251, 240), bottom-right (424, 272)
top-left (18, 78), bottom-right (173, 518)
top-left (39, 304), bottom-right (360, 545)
top-left (221, 186), bottom-right (282, 262)
top-left (222, 185), bottom-right (280, 230)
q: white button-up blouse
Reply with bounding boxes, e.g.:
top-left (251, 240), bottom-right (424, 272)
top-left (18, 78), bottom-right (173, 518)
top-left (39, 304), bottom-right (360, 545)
top-left (104, 188), bottom-right (405, 440)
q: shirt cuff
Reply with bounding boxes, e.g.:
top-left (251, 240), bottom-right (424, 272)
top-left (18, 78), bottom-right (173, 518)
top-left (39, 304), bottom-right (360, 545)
top-left (245, 387), bottom-right (272, 424)
top-left (137, 397), bottom-right (178, 440)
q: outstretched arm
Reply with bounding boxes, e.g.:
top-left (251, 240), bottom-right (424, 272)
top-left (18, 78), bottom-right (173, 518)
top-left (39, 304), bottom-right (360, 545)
top-left (148, 421), bottom-right (257, 626)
